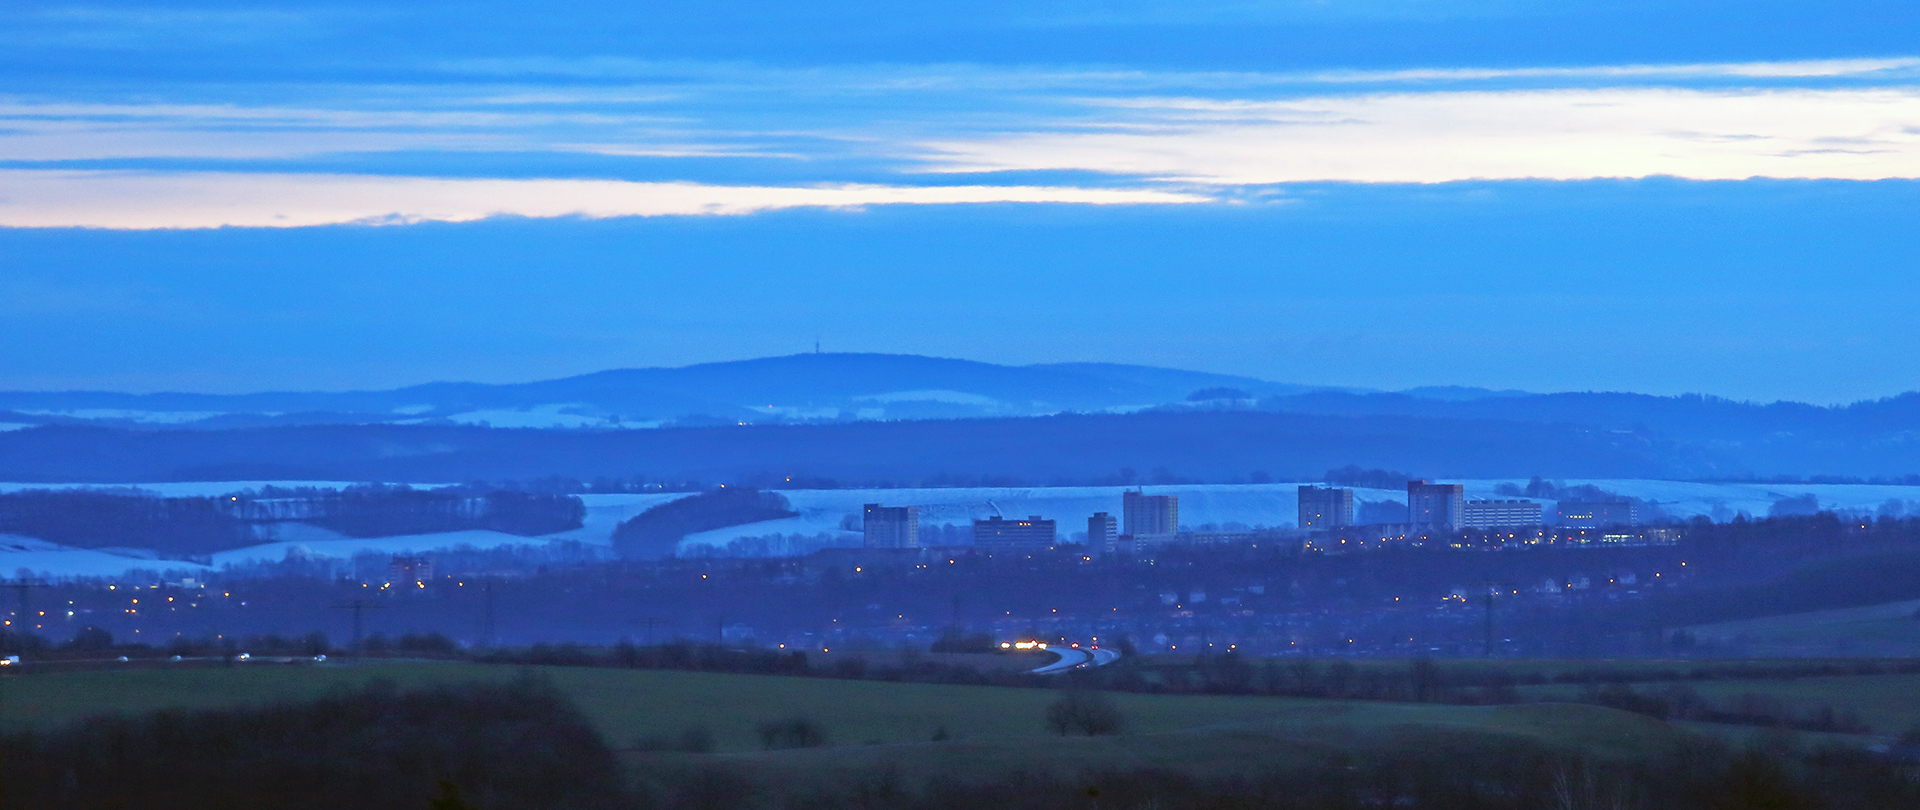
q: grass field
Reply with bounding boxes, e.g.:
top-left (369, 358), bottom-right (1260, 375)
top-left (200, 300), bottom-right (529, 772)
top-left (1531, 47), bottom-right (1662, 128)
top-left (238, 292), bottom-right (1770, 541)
top-left (1683, 599), bottom-right (1920, 657)
top-left (2, 660), bottom-right (1700, 773)
top-left (1147, 656), bottom-right (1899, 680)
top-left (1516, 671), bottom-right (1920, 735)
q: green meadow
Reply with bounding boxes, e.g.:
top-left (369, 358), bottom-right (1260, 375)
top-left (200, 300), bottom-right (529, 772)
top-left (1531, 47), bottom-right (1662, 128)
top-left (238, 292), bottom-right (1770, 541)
top-left (3, 659), bottom-right (1706, 780)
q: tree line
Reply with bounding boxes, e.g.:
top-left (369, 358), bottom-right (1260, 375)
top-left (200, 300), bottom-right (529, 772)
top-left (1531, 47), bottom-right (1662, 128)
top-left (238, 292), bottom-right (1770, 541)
top-left (610, 487), bottom-right (797, 559)
top-left (0, 485), bottom-right (583, 555)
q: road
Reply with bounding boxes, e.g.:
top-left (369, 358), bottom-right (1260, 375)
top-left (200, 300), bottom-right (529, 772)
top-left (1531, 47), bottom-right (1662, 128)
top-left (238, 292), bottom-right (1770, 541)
top-left (1029, 646), bottom-right (1120, 674)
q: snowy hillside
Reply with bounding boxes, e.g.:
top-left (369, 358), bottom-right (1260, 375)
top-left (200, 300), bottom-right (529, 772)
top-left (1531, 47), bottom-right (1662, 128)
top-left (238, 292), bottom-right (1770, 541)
top-left (6, 479), bottom-right (1919, 579)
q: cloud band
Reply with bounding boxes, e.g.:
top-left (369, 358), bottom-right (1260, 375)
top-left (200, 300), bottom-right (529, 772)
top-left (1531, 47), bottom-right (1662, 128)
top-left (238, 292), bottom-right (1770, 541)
top-left (0, 171), bottom-right (1210, 229)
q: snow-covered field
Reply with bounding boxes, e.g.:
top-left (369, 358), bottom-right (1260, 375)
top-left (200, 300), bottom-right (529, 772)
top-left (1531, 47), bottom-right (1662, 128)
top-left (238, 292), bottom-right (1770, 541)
top-left (0, 480), bottom-right (398, 497)
top-left (4, 479), bottom-right (1919, 579)
top-left (0, 534), bottom-right (209, 579)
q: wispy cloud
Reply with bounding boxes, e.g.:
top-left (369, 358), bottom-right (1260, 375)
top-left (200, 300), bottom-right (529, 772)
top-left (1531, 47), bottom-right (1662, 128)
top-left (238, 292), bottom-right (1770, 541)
top-left (0, 98), bottom-right (710, 161)
top-left (4, 57), bottom-right (1920, 224)
top-left (1297, 57), bottom-right (1920, 84)
top-left (0, 170), bottom-right (1209, 229)
top-left (918, 87), bottom-right (1920, 183)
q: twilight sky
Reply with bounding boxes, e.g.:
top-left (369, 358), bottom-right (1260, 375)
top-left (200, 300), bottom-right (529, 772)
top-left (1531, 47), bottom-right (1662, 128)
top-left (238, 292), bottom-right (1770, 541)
top-left (3, 0), bottom-right (1919, 402)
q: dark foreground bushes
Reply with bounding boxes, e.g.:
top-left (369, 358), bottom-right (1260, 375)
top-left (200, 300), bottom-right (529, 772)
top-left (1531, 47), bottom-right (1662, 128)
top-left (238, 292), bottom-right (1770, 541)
top-left (647, 742), bottom-right (1920, 810)
top-left (1, 676), bottom-right (623, 810)
top-left (12, 674), bottom-right (1920, 810)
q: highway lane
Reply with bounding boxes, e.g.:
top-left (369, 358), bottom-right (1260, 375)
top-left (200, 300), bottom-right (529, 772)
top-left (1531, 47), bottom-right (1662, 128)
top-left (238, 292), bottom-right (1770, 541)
top-left (1030, 647), bottom-right (1089, 673)
top-left (1029, 646), bottom-right (1121, 674)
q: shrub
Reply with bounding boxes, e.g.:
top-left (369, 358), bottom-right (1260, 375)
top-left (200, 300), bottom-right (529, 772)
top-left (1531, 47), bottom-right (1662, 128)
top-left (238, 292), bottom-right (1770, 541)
top-left (637, 725), bottom-right (716, 754)
top-left (757, 716), bottom-right (829, 749)
top-left (0, 676), bottom-right (624, 810)
top-left (1044, 690), bottom-right (1126, 736)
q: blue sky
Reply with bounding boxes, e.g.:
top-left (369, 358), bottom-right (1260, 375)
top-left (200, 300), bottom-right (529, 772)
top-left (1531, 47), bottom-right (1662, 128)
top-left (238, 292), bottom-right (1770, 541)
top-left (2, 0), bottom-right (1919, 402)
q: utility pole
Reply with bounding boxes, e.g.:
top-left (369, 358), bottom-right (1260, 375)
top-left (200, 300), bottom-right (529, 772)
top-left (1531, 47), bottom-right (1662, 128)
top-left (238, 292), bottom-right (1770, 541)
top-left (1482, 586), bottom-right (1496, 659)
top-left (640, 616), bottom-right (663, 647)
top-left (481, 581), bottom-right (496, 649)
top-left (331, 599), bottom-right (384, 655)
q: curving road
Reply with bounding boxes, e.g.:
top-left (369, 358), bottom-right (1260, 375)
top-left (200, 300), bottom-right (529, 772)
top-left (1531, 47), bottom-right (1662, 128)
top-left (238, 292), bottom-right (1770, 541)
top-left (1029, 646), bottom-right (1121, 674)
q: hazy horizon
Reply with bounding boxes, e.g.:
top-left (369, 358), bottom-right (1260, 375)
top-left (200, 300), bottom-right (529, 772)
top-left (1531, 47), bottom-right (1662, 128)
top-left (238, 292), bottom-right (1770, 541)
top-left (5, 1), bottom-right (1920, 403)
top-left (1, 348), bottom-right (1915, 408)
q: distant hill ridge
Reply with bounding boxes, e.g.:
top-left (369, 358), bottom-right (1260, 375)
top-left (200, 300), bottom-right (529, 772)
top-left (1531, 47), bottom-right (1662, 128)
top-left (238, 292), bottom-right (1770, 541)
top-left (0, 353), bottom-right (1346, 430)
top-left (0, 353), bottom-right (1915, 480)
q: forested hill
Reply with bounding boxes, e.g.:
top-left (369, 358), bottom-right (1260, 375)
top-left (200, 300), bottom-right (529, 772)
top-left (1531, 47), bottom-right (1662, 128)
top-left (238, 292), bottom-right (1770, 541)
top-left (0, 406), bottom-right (1893, 485)
top-left (1, 355), bottom-right (1914, 475)
top-left (0, 487), bottom-right (584, 556)
top-left (0, 353), bottom-right (1311, 429)
top-left (1258, 390), bottom-right (1920, 446)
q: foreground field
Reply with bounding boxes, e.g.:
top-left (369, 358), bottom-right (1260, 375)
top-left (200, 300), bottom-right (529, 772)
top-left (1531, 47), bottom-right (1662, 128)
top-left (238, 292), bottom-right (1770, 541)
top-left (1515, 670), bottom-right (1920, 735)
top-left (2, 661), bottom-right (1691, 766)
top-left (25, 659), bottom-right (1920, 809)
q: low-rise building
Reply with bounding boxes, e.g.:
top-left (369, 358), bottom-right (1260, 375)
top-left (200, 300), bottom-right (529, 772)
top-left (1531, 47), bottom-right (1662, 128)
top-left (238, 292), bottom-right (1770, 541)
top-left (1558, 500), bottom-right (1638, 527)
top-left (1458, 499), bottom-right (1543, 529)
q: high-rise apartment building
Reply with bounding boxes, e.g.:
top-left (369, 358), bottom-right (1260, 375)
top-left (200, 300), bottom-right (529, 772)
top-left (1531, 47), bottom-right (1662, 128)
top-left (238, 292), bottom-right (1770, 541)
top-left (862, 503), bottom-right (919, 549)
top-left (1087, 512), bottom-right (1118, 554)
top-left (1123, 491), bottom-right (1179, 540)
top-left (389, 555), bottom-right (433, 583)
top-left (1406, 481), bottom-right (1465, 529)
top-left (1458, 499), bottom-right (1543, 529)
top-left (972, 516), bottom-right (1057, 552)
top-left (1298, 485), bottom-right (1354, 530)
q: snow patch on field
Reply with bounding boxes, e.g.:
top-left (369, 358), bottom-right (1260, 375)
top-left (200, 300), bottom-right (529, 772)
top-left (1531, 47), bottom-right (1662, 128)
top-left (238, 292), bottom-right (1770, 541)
top-left (542, 492), bottom-right (698, 545)
top-left (853, 389), bottom-right (1002, 406)
top-left (442, 403), bottom-right (613, 429)
top-left (16, 409), bottom-right (240, 424)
